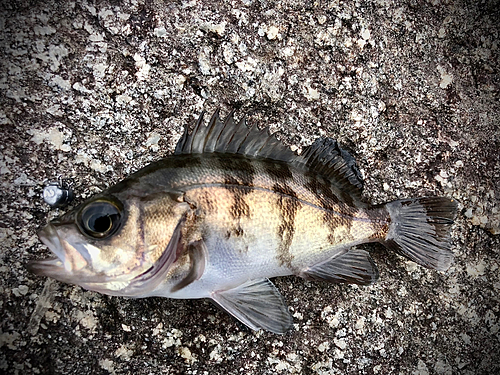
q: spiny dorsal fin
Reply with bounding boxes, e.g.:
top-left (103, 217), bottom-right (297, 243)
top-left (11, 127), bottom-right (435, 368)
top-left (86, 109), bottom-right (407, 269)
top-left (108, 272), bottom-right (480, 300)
top-left (174, 110), bottom-right (297, 162)
top-left (174, 110), bottom-right (364, 197)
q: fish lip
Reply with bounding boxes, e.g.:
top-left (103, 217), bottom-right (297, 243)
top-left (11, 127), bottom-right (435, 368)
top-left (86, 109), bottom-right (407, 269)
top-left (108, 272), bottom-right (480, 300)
top-left (37, 224), bottom-right (66, 262)
top-left (28, 224), bottom-right (67, 276)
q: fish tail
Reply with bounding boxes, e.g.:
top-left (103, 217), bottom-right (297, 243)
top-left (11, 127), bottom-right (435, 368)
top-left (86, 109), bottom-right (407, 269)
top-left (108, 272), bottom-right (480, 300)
top-left (383, 197), bottom-right (458, 271)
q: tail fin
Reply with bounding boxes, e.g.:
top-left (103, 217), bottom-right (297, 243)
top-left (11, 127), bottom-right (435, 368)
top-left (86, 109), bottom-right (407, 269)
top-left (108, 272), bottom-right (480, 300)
top-left (384, 197), bottom-right (458, 271)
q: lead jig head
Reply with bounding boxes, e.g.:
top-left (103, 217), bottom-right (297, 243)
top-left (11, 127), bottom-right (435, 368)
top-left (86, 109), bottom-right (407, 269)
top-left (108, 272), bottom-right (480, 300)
top-left (43, 176), bottom-right (74, 208)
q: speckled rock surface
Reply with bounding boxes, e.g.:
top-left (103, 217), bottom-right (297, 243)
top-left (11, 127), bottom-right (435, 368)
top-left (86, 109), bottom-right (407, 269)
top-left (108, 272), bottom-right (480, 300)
top-left (1, 0), bottom-right (499, 374)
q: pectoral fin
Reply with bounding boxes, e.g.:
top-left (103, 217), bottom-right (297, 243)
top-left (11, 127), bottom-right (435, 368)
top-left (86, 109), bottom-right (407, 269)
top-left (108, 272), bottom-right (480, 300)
top-left (211, 278), bottom-right (293, 334)
top-left (170, 239), bottom-right (207, 293)
top-left (300, 249), bottom-right (379, 285)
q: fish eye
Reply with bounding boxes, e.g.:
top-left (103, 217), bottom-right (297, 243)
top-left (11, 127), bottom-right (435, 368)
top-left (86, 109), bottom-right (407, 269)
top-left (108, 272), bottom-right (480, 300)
top-left (78, 200), bottom-right (122, 239)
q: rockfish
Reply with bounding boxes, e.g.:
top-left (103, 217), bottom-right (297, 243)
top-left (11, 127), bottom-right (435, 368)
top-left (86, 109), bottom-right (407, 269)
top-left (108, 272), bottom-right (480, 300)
top-left (29, 111), bottom-right (457, 333)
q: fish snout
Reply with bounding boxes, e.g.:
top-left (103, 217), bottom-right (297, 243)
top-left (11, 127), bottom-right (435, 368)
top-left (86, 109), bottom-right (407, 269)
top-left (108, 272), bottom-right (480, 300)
top-left (28, 224), bottom-right (69, 277)
top-left (37, 224), bottom-right (66, 263)
top-left (29, 223), bottom-right (88, 277)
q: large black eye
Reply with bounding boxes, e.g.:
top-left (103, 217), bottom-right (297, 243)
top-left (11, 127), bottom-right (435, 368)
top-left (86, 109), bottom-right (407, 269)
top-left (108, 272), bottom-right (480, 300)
top-left (78, 200), bottom-right (122, 239)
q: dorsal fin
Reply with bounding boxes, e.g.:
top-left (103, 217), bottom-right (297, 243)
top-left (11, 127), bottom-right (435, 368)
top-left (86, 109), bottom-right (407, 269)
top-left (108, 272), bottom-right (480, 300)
top-left (174, 110), bottom-right (364, 197)
top-left (174, 110), bottom-right (297, 162)
top-left (293, 137), bottom-right (364, 197)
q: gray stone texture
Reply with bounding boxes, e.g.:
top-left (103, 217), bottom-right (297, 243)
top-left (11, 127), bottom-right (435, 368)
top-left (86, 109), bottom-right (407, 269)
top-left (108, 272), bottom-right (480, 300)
top-left (0, 0), bottom-right (498, 374)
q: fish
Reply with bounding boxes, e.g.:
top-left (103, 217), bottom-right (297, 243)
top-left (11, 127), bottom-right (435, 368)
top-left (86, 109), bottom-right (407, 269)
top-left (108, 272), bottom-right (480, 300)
top-left (28, 110), bottom-right (458, 334)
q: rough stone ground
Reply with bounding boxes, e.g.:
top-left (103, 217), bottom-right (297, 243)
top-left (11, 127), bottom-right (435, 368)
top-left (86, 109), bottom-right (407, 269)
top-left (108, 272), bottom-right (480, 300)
top-left (0, 0), bottom-right (499, 374)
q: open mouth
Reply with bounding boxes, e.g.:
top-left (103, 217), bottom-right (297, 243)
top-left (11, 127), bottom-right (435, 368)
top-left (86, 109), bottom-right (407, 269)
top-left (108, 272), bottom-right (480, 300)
top-left (28, 223), bottom-right (131, 289)
top-left (28, 222), bottom-right (92, 279)
top-left (27, 224), bottom-right (67, 277)
top-left (38, 224), bottom-right (67, 262)
top-left (28, 223), bottom-right (107, 287)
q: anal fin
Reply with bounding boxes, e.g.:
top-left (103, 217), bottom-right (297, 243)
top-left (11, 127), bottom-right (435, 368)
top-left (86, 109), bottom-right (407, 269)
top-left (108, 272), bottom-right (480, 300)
top-left (300, 249), bottom-right (379, 286)
top-left (211, 278), bottom-right (293, 334)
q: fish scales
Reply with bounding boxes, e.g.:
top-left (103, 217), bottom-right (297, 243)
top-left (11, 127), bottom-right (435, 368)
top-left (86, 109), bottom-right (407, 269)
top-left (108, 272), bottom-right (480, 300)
top-left (170, 156), bottom-right (383, 271)
top-left (29, 110), bottom-right (458, 334)
top-left (126, 153), bottom-right (382, 272)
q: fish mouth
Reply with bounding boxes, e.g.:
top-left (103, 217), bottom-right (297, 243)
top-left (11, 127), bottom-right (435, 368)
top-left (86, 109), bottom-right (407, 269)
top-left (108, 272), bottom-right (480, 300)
top-left (28, 223), bottom-right (84, 279)
top-left (29, 223), bottom-right (140, 291)
top-left (28, 224), bottom-right (65, 275)
top-left (38, 224), bottom-right (66, 262)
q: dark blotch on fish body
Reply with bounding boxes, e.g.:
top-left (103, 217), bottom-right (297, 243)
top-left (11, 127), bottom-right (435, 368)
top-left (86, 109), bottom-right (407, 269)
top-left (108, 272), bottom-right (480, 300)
top-left (305, 174), bottom-right (341, 209)
top-left (323, 210), bottom-right (355, 245)
top-left (265, 162), bottom-right (294, 181)
top-left (273, 183), bottom-right (302, 269)
top-left (226, 186), bottom-right (251, 219)
top-left (218, 156), bottom-right (256, 187)
top-left (225, 225), bottom-right (244, 240)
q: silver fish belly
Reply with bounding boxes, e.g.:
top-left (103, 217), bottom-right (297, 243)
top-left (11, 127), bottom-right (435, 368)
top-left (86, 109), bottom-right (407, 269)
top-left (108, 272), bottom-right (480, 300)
top-left (29, 110), bottom-right (457, 334)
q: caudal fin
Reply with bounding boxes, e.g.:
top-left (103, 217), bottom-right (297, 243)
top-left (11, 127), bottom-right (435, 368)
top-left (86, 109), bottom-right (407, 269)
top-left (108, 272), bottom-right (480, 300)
top-left (383, 197), bottom-right (458, 271)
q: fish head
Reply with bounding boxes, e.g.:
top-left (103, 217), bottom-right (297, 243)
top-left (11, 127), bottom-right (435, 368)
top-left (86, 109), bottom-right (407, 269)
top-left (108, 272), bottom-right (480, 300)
top-left (29, 190), bottom-right (190, 296)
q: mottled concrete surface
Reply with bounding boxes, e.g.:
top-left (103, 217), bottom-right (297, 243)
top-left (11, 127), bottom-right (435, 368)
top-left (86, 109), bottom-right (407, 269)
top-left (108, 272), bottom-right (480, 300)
top-left (1, 0), bottom-right (499, 374)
